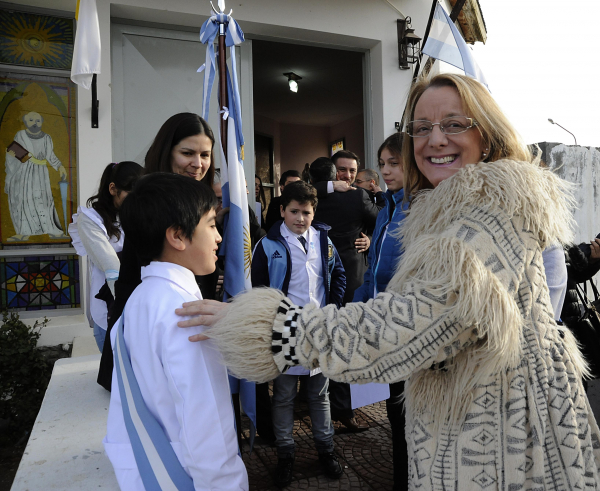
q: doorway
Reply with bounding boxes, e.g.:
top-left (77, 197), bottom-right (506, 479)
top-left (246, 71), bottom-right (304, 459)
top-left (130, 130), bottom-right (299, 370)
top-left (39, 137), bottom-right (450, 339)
top-left (251, 39), bottom-right (365, 194)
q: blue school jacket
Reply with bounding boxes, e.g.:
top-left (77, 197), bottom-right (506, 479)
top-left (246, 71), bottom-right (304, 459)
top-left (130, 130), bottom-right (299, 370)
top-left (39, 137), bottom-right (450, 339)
top-left (252, 220), bottom-right (346, 308)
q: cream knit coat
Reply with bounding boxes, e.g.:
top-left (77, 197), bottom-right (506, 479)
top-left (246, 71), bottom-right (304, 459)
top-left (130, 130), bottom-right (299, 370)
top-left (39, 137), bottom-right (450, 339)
top-left (207, 159), bottom-right (600, 490)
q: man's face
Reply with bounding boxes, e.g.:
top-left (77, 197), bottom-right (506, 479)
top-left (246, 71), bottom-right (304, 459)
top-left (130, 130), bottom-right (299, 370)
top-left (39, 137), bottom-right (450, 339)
top-left (24, 112), bottom-right (42, 133)
top-left (335, 158), bottom-right (358, 185)
top-left (279, 176), bottom-right (301, 193)
top-left (354, 171), bottom-right (373, 191)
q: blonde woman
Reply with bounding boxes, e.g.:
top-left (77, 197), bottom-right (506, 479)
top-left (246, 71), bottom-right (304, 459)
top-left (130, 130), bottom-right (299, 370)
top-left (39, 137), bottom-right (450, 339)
top-left (178, 74), bottom-right (600, 489)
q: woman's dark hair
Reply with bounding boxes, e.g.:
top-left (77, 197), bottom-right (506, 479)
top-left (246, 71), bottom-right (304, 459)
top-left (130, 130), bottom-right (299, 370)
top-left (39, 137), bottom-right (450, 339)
top-left (87, 161), bottom-right (143, 240)
top-left (144, 113), bottom-right (215, 186)
top-left (255, 174), bottom-right (266, 210)
top-left (120, 173), bottom-right (218, 266)
top-left (377, 132), bottom-right (404, 161)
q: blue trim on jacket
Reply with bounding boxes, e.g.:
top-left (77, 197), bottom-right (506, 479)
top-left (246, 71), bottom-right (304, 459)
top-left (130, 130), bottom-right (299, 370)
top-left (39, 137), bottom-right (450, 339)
top-left (353, 188), bottom-right (408, 302)
top-left (251, 220), bottom-right (346, 308)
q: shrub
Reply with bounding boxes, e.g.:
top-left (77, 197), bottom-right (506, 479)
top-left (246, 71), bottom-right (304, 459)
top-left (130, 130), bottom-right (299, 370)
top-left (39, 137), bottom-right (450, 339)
top-left (0, 311), bottom-right (50, 442)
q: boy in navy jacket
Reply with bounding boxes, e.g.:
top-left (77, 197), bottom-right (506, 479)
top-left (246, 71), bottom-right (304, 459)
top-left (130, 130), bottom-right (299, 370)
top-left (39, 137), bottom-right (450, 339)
top-left (251, 181), bottom-right (345, 488)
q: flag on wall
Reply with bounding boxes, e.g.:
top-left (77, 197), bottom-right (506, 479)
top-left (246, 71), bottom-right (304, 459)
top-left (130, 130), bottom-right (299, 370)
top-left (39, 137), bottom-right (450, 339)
top-left (422, 1), bottom-right (488, 88)
top-left (71, 0), bottom-right (101, 89)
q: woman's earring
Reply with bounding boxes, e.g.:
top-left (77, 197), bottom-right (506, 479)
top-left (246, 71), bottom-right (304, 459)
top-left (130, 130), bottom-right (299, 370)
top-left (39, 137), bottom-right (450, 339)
top-left (482, 148), bottom-right (489, 158)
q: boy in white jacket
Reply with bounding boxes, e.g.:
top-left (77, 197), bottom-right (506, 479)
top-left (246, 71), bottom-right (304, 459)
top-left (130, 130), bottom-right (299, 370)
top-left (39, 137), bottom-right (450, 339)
top-left (103, 173), bottom-right (248, 490)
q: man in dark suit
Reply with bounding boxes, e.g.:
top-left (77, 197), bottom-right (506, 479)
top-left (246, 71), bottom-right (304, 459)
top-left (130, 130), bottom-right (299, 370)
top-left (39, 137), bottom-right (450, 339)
top-left (310, 157), bottom-right (379, 432)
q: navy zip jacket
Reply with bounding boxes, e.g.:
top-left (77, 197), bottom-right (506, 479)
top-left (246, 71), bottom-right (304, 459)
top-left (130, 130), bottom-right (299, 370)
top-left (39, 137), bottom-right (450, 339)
top-left (353, 188), bottom-right (408, 302)
top-left (252, 220), bottom-right (346, 308)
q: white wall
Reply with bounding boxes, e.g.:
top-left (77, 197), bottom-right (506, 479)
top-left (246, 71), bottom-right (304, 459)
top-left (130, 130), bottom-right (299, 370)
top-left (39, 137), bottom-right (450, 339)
top-left (542, 143), bottom-right (600, 244)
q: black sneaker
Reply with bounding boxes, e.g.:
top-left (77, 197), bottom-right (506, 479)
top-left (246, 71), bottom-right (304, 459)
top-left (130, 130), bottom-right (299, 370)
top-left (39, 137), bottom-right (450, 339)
top-left (274, 454), bottom-right (295, 488)
top-left (318, 451), bottom-right (343, 479)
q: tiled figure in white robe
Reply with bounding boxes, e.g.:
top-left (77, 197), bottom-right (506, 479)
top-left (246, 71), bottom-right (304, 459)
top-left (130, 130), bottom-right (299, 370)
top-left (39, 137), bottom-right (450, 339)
top-left (4, 111), bottom-right (68, 240)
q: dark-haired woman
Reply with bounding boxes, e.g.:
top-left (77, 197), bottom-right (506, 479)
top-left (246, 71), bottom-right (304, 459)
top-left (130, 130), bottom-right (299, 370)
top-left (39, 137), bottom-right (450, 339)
top-left (69, 161), bottom-right (143, 351)
top-left (98, 113), bottom-right (217, 390)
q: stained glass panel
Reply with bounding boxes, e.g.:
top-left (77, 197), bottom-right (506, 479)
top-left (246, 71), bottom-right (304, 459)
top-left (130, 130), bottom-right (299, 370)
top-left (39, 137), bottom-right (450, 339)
top-left (0, 255), bottom-right (80, 311)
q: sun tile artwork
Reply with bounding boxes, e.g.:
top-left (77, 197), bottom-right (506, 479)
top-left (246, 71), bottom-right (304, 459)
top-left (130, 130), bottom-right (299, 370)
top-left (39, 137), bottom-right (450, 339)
top-left (0, 255), bottom-right (80, 310)
top-left (0, 9), bottom-right (74, 69)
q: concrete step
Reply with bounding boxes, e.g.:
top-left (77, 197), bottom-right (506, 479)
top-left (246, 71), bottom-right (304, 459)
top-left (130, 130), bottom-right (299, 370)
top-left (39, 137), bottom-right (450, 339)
top-left (72, 334), bottom-right (100, 358)
top-left (10, 355), bottom-right (117, 490)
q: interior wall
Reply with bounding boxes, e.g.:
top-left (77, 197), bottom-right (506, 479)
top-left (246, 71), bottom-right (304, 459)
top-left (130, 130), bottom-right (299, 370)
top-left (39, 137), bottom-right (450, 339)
top-left (279, 123), bottom-right (329, 174)
top-left (329, 114), bottom-right (365, 167)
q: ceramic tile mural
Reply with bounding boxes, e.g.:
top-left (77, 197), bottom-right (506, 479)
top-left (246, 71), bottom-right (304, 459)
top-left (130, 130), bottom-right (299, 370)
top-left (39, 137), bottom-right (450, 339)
top-left (0, 9), bottom-right (74, 69)
top-left (0, 72), bottom-right (77, 246)
top-left (0, 255), bottom-right (80, 311)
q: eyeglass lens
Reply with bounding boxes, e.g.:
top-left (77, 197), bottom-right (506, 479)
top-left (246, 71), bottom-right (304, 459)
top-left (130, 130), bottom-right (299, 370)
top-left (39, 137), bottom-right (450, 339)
top-left (408, 116), bottom-right (474, 137)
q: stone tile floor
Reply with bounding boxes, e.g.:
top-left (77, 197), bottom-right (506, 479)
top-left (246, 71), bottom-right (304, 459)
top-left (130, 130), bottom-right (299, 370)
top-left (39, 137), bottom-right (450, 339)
top-left (238, 393), bottom-right (395, 491)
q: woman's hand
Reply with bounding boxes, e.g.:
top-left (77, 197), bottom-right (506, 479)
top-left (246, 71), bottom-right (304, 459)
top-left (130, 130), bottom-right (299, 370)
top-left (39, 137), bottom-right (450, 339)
top-left (176, 299), bottom-right (229, 341)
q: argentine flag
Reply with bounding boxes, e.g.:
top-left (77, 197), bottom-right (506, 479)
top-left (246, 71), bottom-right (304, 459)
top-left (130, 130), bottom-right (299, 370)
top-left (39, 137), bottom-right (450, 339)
top-left (422, 1), bottom-right (488, 89)
top-left (219, 119), bottom-right (252, 299)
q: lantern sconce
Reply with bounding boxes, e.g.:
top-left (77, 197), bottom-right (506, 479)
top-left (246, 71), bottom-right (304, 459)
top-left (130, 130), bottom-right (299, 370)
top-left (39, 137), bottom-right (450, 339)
top-left (397, 17), bottom-right (422, 70)
top-left (284, 72), bottom-right (302, 93)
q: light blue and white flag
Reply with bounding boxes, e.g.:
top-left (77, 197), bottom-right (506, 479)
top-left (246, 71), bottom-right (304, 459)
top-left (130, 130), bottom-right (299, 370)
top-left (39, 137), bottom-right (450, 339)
top-left (421, 1), bottom-right (488, 88)
top-left (199, 10), bottom-right (255, 447)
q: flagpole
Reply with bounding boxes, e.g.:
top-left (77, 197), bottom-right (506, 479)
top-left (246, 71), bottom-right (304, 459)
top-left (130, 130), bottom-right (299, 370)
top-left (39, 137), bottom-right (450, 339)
top-left (217, 18), bottom-right (229, 159)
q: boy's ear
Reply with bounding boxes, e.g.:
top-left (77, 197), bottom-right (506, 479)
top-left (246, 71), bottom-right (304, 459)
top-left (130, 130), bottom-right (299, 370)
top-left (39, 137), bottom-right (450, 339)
top-left (280, 204), bottom-right (284, 218)
top-left (165, 226), bottom-right (186, 251)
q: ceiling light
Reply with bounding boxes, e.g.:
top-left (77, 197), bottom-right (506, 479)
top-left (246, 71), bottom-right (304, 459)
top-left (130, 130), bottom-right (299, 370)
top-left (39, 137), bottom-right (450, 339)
top-left (284, 72), bottom-right (302, 93)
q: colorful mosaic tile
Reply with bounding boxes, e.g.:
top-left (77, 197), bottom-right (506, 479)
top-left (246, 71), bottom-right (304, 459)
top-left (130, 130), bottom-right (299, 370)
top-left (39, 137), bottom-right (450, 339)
top-left (0, 255), bottom-right (80, 311)
top-left (0, 10), bottom-right (74, 69)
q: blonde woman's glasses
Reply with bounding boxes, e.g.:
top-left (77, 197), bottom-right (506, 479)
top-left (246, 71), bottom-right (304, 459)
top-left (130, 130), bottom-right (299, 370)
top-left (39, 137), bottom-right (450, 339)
top-left (407, 116), bottom-right (478, 137)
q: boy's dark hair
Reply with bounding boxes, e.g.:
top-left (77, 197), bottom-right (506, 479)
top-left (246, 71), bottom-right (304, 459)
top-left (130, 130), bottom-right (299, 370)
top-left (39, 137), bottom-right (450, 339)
top-left (87, 161), bottom-right (143, 240)
top-left (279, 169), bottom-right (301, 187)
top-left (280, 180), bottom-right (318, 211)
top-left (309, 157), bottom-right (336, 183)
top-left (120, 173), bottom-right (217, 266)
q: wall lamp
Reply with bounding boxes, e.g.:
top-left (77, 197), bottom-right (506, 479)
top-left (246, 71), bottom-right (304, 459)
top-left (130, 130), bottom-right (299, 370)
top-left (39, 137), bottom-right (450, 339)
top-left (284, 72), bottom-right (302, 93)
top-left (397, 17), bottom-right (422, 70)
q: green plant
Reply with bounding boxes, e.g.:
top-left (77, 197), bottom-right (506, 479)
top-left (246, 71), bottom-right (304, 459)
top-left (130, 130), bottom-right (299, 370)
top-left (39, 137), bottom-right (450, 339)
top-left (0, 311), bottom-right (50, 442)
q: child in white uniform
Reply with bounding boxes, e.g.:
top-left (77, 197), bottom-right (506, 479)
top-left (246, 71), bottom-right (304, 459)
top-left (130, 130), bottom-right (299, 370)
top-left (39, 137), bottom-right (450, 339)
top-left (103, 173), bottom-right (248, 490)
top-left (69, 161), bottom-right (143, 351)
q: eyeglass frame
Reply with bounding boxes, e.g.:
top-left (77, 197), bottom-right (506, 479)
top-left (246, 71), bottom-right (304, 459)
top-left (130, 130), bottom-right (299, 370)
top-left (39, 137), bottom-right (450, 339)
top-left (406, 116), bottom-right (479, 138)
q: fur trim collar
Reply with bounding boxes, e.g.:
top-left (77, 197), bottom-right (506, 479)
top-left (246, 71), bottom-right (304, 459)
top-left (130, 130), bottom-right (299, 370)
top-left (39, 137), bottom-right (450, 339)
top-left (401, 159), bottom-right (575, 250)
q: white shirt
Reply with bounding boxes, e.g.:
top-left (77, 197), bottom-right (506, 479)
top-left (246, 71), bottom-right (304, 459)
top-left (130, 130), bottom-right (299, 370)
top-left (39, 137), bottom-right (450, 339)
top-left (69, 207), bottom-right (123, 329)
top-left (104, 261), bottom-right (248, 491)
top-left (280, 223), bottom-right (325, 309)
top-left (280, 223), bottom-right (324, 376)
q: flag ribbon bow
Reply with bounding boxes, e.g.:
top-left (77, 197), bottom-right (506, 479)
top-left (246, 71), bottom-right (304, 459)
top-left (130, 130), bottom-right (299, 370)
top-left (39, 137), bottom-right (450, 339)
top-left (199, 13), bottom-right (245, 154)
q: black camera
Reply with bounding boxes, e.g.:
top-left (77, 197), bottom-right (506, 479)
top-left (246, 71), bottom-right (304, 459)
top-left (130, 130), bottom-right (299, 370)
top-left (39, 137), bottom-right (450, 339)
top-left (579, 232), bottom-right (600, 258)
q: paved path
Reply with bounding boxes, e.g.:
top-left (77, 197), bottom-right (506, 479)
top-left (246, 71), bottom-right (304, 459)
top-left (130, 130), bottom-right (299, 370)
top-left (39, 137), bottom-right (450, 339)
top-left (239, 391), bottom-right (395, 491)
